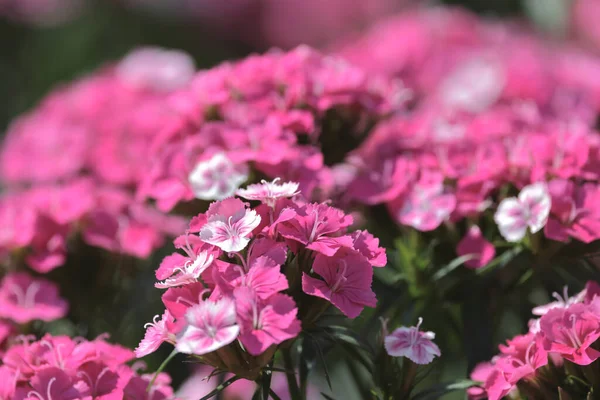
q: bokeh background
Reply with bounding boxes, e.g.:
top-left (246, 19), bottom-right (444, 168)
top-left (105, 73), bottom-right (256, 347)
top-left (0, 0), bottom-right (594, 397)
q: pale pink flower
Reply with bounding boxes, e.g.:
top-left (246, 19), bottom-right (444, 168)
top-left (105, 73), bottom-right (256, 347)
top-left (0, 272), bottom-right (68, 324)
top-left (384, 318), bottom-right (441, 364)
top-left (175, 297), bottom-right (240, 355)
top-left (532, 286), bottom-right (587, 316)
top-left (199, 198), bottom-right (261, 253)
top-left (188, 153), bottom-right (249, 201)
top-left (117, 47), bottom-right (195, 92)
top-left (302, 248), bottom-right (376, 318)
top-left (136, 311), bottom-right (176, 358)
top-left (494, 182), bottom-right (551, 242)
top-left (456, 225), bottom-right (495, 269)
top-left (396, 172), bottom-right (456, 232)
top-left (155, 250), bottom-right (214, 289)
top-left (236, 178), bottom-right (300, 207)
top-left (439, 57), bottom-right (505, 113)
top-left (234, 287), bottom-right (301, 356)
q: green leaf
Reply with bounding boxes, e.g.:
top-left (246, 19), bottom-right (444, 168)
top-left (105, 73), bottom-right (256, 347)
top-left (411, 379), bottom-right (478, 400)
top-left (432, 254), bottom-right (476, 281)
top-left (199, 375), bottom-right (242, 400)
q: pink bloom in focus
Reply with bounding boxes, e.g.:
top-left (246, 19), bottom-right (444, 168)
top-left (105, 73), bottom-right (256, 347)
top-left (0, 272), bottom-right (68, 324)
top-left (539, 301), bottom-right (600, 365)
top-left (279, 203), bottom-right (353, 256)
top-left (350, 230), bottom-right (387, 267)
top-left (136, 311), bottom-right (176, 358)
top-left (117, 47), bottom-right (196, 92)
top-left (397, 171), bottom-right (456, 231)
top-left (495, 333), bottom-right (548, 385)
top-left (234, 287), bottom-right (301, 356)
top-left (384, 318), bottom-right (441, 364)
top-left (236, 178), bottom-right (300, 207)
top-left (199, 198), bottom-right (261, 253)
top-left (176, 297), bottom-right (240, 355)
top-left (532, 286), bottom-right (587, 316)
top-left (188, 153), bottom-right (249, 201)
top-left (456, 225), bottom-right (495, 269)
top-left (494, 182), bottom-right (551, 242)
top-left (216, 255), bottom-right (289, 300)
top-left (302, 248), bottom-right (376, 318)
top-left (155, 250), bottom-right (214, 289)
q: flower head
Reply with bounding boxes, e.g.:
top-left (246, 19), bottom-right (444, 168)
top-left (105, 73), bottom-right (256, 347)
top-left (176, 297), bottom-right (240, 355)
top-left (188, 153), bottom-right (249, 201)
top-left (384, 318), bottom-right (441, 364)
top-left (199, 198), bottom-right (261, 253)
top-left (236, 178), bottom-right (300, 207)
top-left (494, 182), bottom-right (551, 242)
top-left (0, 272), bottom-right (68, 324)
top-left (302, 248), bottom-right (376, 318)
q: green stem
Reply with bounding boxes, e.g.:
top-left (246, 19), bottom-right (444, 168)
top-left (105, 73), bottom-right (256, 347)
top-left (400, 360), bottom-right (418, 399)
top-left (147, 349), bottom-right (177, 392)
top-left (282, 348), bottom-right (302, 400)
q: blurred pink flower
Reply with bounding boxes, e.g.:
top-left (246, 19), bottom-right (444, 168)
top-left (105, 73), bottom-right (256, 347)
top-left (188, 153), bottom-right (249, 201)
top-left (494, 182), bottom-right (551, 242)
top-left (0, 272), bottom-right (68, 324)
top-left (456, 225), bottom-right (495, 269)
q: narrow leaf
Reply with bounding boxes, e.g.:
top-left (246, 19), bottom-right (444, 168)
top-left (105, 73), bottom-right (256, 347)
top-left (199, 376), bottom-right (242, 400)
top-left (147, 349), bottom-right (177, 392)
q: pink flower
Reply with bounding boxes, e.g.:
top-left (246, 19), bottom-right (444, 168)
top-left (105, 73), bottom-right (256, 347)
top-left (234, 287), bottom-right (301, 355)
top-left (544, 180), bottom-right (600, 243)
top-left (456, 225), bottom-right (495, 269)
top-left (76, 361), bottom-right (122, 399)
top-left (384, 318), bottom-right (441, 364)
top-left (236, 178), bottom-right (300, 207)
top-left (495, 333), bottom-right (548, 384)
top-left (216, 255), bottom-right (289, 300)
top-left (136, 311), bottom-right (176, 358)
top-left (175, 297), bottom-right (240, 355)
top-left (532, 286), bottom-right (587, 316)
top-left (467, 362), bottom-right (495, 400)
top-left (279, 203), bottom-right (353, 256)
top-left (302, 248), bottom-right (376, 318)
top-left (21, 367), bottom-right (82, 400)
top-left (350, 230), bottom-right (387, 267)
top-left (494, 182), bottom-right (551, 242)
top-left (116, 47), bottom-right (196, 92)
top-left (539, 301), bottom-right (600, 365)
top-left (199, 198), bottom-right (262, 253)
top-left (155, 250), bottom-right (214, 289)
top-left (396, 171), bottom-right (456, 231)
top-left (188, 153), bottom-right (249, 201)
top-left (0, 272), bottom-right (68, 324)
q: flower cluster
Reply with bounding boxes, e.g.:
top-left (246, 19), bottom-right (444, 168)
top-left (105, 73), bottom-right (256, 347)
top-left (468, 281), bottom-right (600, 400)
top-left (137, 179), bottom-right (385, 377)
top-left (0, 47), bottom-right (193, 271)
top-left (138, 45), bottom-right (407, 212)
top-left (331, 6), bottom-right (600, 264)
top-left (0, 333), bottom-right (175, 399)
